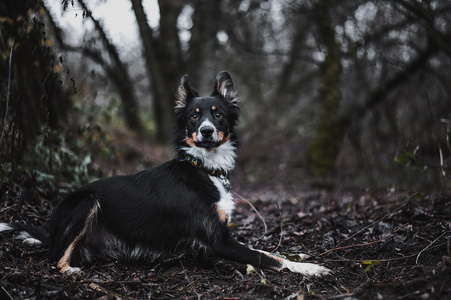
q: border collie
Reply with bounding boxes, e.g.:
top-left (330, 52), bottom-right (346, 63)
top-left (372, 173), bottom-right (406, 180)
top-left (0, 71), bottom-right (331, 277)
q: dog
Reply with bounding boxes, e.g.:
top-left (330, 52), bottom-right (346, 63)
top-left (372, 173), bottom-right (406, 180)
top-left (0, 71), bottom-right (331, 277)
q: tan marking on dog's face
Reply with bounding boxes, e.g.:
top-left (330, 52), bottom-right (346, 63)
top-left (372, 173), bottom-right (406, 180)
top-left (186, 137), bottom-right (194, 146)
top-left (216, 203), bottom-right (228, 223)
top-left (218, 131), bottom-right (230, 145)
top-left (212, 106), bottom-right (216, 111)
top-left (185, 132), bottom-right (198, 146)
top-left (195, 108), bottom-right (200, 113)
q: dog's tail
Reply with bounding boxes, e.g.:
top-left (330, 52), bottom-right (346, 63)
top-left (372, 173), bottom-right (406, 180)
top-left (0, 222), bottom-right (49, 247)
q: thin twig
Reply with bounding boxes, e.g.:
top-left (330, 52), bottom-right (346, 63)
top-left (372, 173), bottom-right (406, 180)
top-left (325, 253), bottom-right (418, 263)
top-left (0, 39), bottom-right (14, 149)
top-left (89, 282), bottom-right (137, 300)
top-left (320, 223), bottom-right (409, 256)
top-left (338, 192), bottom-right (418, 245)
top-left (426, 94), bottom-right (448, 176)
top-left (0, 30), bottom-right (6, 50)
top-left (272, 203), bottom-right (283, 253)
top-left (438, 143), bottom-right (446, 176)
top-left (416, 231), bottom-right (448, 265)
top-left (233, 192), bottom-right (268, 241)
top-left (1, 287), bottom-right (13, 300)
top-left (442, 118), bottom-right (451, 151)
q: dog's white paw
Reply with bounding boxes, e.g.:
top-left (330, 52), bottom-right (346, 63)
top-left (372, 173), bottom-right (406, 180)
top-left (59, 265), bottom-right (83, 276)
top-left (0, 223), bottom-right (14, 232)
top-left (16, 231), bottom-right (43, 247)
top-left (282, 261), bottom-right (332, 277)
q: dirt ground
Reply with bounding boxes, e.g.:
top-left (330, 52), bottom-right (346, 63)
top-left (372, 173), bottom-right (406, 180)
top-left (1, 179), bottom-right (450, 299)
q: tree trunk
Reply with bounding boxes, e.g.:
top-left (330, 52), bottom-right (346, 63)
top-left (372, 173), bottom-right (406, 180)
top-left (131, 0), bottom-right (183, 144)
top-left (187, 0), bottom-right (221, 85)
top-left (77, 0), bottom-right (144, 135)
top-left (307, 0), bottom-right (344, 176)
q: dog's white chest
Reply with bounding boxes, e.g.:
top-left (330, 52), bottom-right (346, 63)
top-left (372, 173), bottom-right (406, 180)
top-left (209, 176), bottom-right (235, 222)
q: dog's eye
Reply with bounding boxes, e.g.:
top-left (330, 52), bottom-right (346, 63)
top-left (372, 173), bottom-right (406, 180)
top-left (214, 112), bottom-right (222, 119)
top-left (191, 113), bottom-right (199, 121)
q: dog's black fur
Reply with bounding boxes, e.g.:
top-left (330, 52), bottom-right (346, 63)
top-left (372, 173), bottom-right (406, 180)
top-left (0, 72), bottom-right (330, 277)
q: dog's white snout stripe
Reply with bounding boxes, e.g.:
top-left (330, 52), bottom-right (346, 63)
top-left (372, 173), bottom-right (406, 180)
top-left (198, 120), bottom-right (218, 141)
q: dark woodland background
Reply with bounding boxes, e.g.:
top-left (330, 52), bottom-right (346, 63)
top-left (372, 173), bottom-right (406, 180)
top-left (1, 0), bottom-right (450, 197)
top-left (1, 1), bottom-right (451, 299)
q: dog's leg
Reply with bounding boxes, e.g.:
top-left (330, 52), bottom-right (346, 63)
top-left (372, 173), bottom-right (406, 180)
top-left (254, 249), bottom-right (331, 276)
top-left (214, 237), bottom-right (331, 277)
top-left (57, 205), bottom-right (98, 275)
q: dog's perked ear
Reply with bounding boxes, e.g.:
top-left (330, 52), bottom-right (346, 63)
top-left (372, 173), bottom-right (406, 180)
top-left (211, 71), bottom-right (238, 105)
top-left (175, 74), bottom-right (199, 110)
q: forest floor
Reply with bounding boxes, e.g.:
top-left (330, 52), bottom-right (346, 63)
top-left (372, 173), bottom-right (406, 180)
top-left (1, 178), bottom-right (450, 299)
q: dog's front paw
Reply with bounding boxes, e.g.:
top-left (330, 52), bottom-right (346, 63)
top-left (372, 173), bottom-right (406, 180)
top-left (58, 263), bottom-right (83, 276)
top-left (283, 261), bottom-right (332, 277)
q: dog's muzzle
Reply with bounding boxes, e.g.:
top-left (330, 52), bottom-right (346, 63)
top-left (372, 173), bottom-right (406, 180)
top-left (195, 125), bottom-right (221, 149)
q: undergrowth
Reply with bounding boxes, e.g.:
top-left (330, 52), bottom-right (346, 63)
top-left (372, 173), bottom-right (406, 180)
top-left (0, 96), bottom-right (123, 195)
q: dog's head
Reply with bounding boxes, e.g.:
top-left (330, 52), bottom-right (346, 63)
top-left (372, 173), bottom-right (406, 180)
top-left (175, 71), bottom-right (240, 152)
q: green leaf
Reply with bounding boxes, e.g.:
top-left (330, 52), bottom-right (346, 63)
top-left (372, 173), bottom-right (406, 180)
top-left (394, 152), bottom-right (411, 164)
top-left (246, 264), bottom-right (256, 275)
top-left (362, 260), bottom-right (380, 272)
top-left (283, 253), bottom-right (303, 262)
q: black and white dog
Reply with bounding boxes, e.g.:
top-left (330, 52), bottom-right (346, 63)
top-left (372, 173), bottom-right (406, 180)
top-left (0, 71), bottom-right (330, 277)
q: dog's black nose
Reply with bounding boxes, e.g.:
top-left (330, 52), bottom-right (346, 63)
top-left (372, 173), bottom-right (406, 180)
top-left (201, 127), bottom-right (214, 137)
